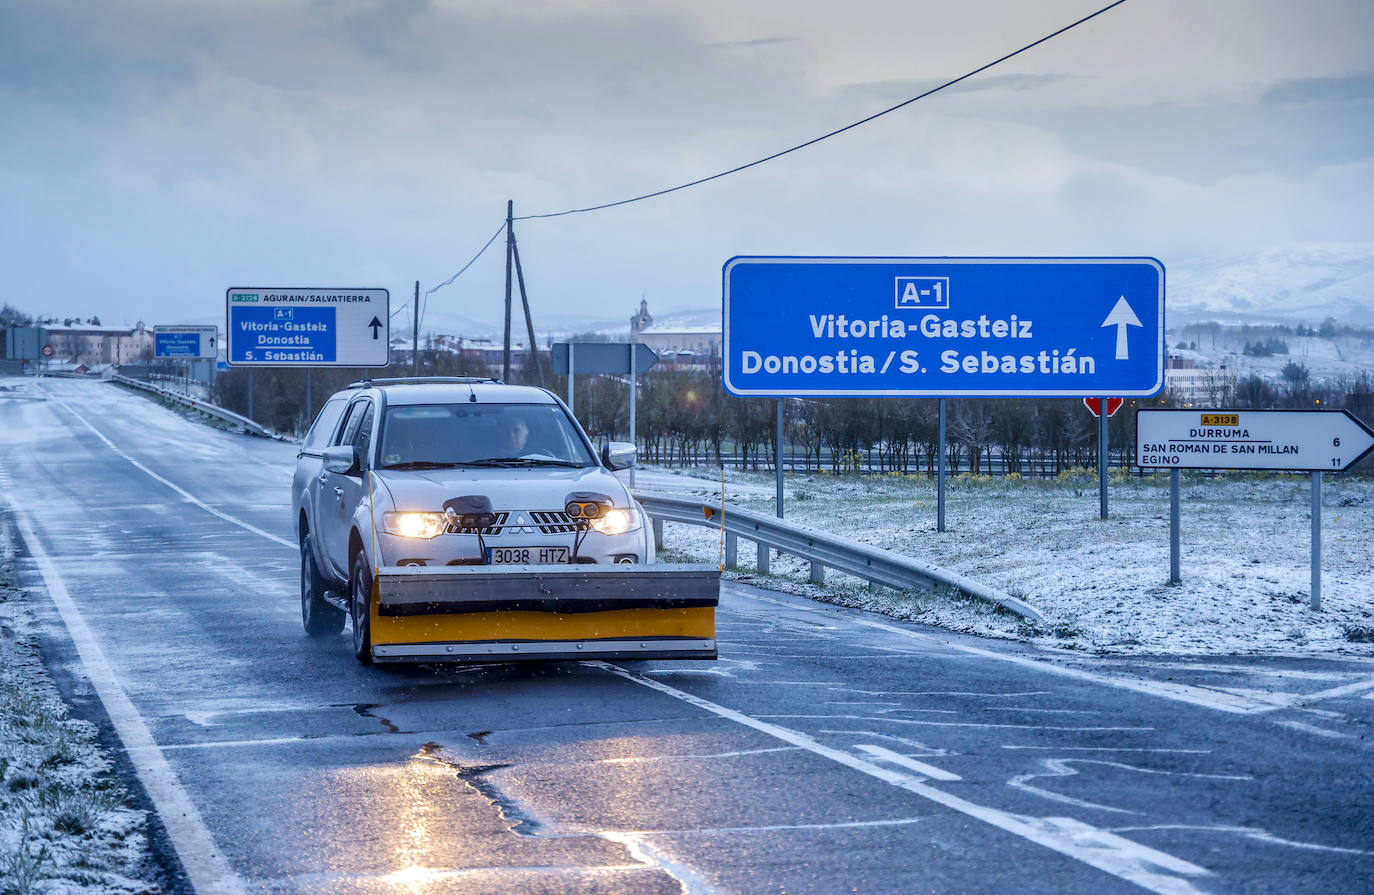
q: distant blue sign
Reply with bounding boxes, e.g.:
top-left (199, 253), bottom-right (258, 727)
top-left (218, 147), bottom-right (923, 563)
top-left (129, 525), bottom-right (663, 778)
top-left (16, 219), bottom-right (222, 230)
top-left (723, 257), bottom-right (1165, 397)
top-left (228, 306), bottom-right (337, 364)
top-left (155, 333), bottom-right (200, 358)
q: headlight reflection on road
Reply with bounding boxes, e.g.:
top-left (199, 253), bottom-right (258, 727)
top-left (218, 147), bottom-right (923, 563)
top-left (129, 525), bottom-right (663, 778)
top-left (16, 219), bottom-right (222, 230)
top-left (374, 746), bottom-right (449, 893)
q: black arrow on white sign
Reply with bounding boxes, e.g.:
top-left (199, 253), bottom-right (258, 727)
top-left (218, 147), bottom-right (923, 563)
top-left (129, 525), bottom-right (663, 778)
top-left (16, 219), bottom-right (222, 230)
top-left (367, 317), bottom-right (382, 340)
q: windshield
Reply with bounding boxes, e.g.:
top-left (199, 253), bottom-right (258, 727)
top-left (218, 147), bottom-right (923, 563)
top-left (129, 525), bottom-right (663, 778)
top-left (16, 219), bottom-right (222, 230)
top-left (378, 402), bottom-right (597, 469)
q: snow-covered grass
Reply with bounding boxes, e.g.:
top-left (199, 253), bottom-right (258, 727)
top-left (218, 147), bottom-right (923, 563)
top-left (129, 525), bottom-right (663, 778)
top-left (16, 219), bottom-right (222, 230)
top-left (0, 522), bottom-right (158, 895)
top-left (644, 465), bottom-right (1374, 656)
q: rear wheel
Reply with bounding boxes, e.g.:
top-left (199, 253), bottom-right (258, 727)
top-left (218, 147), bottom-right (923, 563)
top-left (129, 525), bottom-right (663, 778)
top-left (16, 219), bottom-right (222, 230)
top-left (350, 551), bottom-right (374, 665)
top-left (301, 536), bottom-right (345, 637)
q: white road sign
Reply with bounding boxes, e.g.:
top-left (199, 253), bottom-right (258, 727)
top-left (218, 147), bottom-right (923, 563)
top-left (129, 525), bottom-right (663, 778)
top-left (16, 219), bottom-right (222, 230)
top-left (225, 287), bottom-right (389, 367)
top-left (1136, 409), bottom-right (1374, 472)
top-left (153, 325), bottom-right (218, 360)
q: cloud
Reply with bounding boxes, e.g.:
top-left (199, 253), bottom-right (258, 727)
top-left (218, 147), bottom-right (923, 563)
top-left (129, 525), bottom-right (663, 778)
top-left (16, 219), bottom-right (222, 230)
top-left (839, 72), bottom-right (1083, 106)
top-left (705, 36), bottom-right (797, 50)
top-left (1261, 72), bottom-right (1374, 106)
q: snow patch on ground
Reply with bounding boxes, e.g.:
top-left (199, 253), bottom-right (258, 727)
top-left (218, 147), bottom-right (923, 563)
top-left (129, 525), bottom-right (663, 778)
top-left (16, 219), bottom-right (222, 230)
top-left (644, 465), bottom-right (1374, 657)
top-left (0, 520), bottom-right (159, 895)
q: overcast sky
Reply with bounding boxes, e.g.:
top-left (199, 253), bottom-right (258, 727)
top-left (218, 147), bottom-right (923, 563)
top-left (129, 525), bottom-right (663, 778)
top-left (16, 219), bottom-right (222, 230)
top-left (3, 0), bottom-right (1373, 333)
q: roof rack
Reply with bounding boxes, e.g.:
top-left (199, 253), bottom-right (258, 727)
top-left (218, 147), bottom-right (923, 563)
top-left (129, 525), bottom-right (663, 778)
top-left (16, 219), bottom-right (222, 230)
top-left (344, 376), bottom-right (504, 389)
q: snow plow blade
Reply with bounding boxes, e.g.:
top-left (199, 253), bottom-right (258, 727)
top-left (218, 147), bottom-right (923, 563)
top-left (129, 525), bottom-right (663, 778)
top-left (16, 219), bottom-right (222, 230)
top-left (369, 563), bottom-right (719, 663)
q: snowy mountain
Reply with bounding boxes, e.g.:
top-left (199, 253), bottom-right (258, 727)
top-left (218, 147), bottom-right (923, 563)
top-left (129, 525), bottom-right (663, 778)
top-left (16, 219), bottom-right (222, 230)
top-left (1169, 243), bottom-right (1374, 327)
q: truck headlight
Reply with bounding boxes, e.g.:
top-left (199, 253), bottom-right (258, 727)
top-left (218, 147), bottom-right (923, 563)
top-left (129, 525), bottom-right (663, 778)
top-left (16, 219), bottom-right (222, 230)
top-left (383, 512), bottom-right (447, 539)
top-left (590, 507), bottom-right (639, 536)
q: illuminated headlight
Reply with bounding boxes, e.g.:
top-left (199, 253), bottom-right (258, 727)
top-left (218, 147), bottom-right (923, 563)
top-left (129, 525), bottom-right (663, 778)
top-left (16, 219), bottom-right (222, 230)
top-left (382, 512), bottom-right (447, 539)
top-left (590, 506), bottom-right (640, 536)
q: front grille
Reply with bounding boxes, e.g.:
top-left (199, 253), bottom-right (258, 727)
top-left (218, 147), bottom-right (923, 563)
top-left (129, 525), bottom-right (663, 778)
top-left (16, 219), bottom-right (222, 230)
top-left (529, 511), bottom-right (578, 534)
top-left (444, 511), bottom-right (509, 535)
top-left (441, 511), bottom-right (580, 536)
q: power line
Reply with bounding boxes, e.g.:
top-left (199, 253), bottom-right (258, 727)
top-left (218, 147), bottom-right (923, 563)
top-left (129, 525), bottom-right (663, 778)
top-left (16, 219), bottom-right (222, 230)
top-left (419, 220), bottom-right (505, 328)
top-left (419, 1), bottom-right (1130, 317)
top-left (515, 0), bottom-right (1129, 221)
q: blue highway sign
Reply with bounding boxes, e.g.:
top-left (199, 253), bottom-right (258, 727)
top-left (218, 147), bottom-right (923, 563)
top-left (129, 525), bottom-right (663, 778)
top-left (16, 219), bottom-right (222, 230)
top-left (723, 257), bottom-right (1164, 397)
top-left (153, 325), bottom-right (217, 360)
top-left (226, 288), bottom-right (389, 366)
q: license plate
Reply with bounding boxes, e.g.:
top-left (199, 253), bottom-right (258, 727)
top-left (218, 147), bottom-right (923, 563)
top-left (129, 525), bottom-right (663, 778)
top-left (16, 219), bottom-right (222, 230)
top-left (486, 546), bottom-right (569, 565)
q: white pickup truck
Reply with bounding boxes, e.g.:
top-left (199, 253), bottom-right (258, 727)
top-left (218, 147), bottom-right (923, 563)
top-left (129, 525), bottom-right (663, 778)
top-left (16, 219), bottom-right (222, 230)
top-left (291, 378), bottom-right (719, 664)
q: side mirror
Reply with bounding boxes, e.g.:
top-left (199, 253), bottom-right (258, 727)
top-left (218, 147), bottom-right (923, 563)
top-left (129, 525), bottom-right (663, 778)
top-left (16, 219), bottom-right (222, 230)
top-left (322, 444), bottom-right (358, 474)
top-left (601, 442), bottom-right (636, 471)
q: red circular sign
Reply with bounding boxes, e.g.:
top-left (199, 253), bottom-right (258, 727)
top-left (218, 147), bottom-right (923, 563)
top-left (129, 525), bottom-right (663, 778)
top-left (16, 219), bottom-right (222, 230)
top-left (41, 344), bottom-right (54, 358)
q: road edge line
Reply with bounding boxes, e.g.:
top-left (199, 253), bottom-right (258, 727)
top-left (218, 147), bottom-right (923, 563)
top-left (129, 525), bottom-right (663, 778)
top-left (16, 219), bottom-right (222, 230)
top-left (7, 502), bottom-right (247, 895)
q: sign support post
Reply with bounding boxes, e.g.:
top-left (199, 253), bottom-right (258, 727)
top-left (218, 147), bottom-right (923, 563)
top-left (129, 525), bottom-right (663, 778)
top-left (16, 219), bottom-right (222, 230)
top-left (937, 398), bottom-right (947, 532)
top-left (1311, 472), bottom-right (1322, 610)
top-left (566, 344), bottom-right (574, 414)
top-left (413, 280), bottom-right (420, 377)
top-left (628, 344), bottom-right (637, 489)
top-left (775, 398), bottom-right (784, 519)
top-left (1099, 396), bottom-right (1109, 519)
top-left (1169, 468), bottom-right (1181, 584)
top-left (305, 369), bottom-right (312, 423)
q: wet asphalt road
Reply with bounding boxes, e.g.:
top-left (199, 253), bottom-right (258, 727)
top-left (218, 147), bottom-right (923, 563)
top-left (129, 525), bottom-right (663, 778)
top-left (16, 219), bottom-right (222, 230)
top-left (3, 376), bottom-right (1373, 895)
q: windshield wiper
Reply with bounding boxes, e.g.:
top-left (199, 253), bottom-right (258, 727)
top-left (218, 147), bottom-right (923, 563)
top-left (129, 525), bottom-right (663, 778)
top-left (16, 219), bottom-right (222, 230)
top-left (381, 460), bottom-right (463, 470)
top-left (464, 457), bottom-right (585, 468)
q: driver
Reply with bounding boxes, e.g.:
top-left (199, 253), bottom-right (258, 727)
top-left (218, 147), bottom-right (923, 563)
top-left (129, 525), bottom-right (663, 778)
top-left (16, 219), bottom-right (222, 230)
top-left (500, 416), bottom-right (530, 455)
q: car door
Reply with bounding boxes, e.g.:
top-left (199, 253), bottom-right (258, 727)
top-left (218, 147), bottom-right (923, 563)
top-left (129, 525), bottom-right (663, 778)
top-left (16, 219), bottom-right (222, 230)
top-left (295, 395), bottom-right (349, 547)
top-left (320, 397), bottom-right (374, 580)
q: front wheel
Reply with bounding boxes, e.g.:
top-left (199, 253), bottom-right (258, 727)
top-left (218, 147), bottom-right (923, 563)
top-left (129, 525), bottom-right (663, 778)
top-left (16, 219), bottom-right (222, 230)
top-left (301, 537), bottom-right (345, 637)
top-left (350, 551), bottom-right (374, 665)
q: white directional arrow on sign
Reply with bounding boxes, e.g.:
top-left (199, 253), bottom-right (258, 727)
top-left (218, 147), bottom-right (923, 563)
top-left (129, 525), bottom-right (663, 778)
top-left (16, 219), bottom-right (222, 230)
top-left (1101, 296), bottom-right (1143, 360)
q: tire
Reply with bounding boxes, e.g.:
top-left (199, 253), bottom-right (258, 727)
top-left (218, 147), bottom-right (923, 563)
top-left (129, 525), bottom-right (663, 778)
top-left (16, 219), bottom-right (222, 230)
top-left (350, 550), bottom-right (374, 665)
top-left (301, 536), bottom-right (345, 637)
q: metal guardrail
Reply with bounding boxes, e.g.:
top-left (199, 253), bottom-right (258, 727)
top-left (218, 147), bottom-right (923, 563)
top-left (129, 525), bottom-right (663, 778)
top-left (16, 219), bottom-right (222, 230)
top-left (110, 374), bottom-right (282, 440)
top-left (633, 491), bottom-right (1046, 624)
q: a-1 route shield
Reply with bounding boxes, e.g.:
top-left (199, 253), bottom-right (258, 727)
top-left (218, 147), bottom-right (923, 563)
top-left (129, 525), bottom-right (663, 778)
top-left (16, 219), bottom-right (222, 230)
top-left (723, 257), bottom-right (1164, 397)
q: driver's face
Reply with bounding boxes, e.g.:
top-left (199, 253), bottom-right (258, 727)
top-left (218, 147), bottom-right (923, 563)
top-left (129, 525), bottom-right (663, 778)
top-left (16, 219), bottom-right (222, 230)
top-left (503, 418), bottom-right (529, 451)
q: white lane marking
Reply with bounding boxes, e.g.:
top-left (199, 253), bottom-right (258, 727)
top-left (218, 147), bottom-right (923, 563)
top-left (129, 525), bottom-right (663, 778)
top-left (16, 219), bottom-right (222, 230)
top-left (596, 663), bottom-right (1212, 895)
top-left (657, 817), bottom-right (927, 835)
top-left (1287, 677), bottom-right (1374, 705)
top-left (48, 393), bottom-right (294, 548)
top-left (819, 729), bottom-right (950, 756)
top-left (1009, 759), bottom-right (1250, 816)
top-left (1003, 746), bottom-right (1210, 754)
top-left (856, 745), bottom-right (962, 781)
top-left (1273, 720), bottom-right (1353, 740)
top-left (598, 832), bottom-right (721, 895)
top-left (602, 746), bottom-right (798, 765)
top-left (759, 713), bottom-right (1150, 732)
top-left (1110, 825), bottom-right (1374, 858)
top-left (734, 589), bottom-right (1277, 714)
top-left (7, 502), bottom-right (247, 895)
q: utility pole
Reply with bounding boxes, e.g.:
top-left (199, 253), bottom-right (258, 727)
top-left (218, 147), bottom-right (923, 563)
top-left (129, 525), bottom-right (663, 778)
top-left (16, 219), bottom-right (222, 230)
top-left (412, 280), bottom-right (420, 376)
top-left (510, 221), bottom-right (542, 386)
top-left (503, 200), bottom-right (514, 382)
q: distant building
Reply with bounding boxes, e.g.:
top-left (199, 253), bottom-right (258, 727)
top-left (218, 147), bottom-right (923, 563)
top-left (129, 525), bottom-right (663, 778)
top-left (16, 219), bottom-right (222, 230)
top-left (1165, 355), bottom-right (1235, 405)
top-left (629, 300), bottom-right (720, 369)
top-left (44, 321), bottom-right (154, 366)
